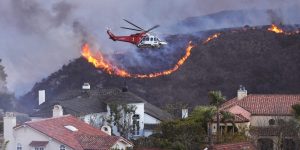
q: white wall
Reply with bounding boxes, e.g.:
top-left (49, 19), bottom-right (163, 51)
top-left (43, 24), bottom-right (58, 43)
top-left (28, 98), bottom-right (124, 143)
top-left (144, 113), bottom-right (161, 124)
top-left (4, 115), bottom-right (16, 150)
top-left (111, 140), bottom-right (132, 150)
top-left (13, 126), bottom-right (72, 150)
top-left (81, 112), bottom-right (107, 128)
top-left (144, 130), bottom-right (154, 137)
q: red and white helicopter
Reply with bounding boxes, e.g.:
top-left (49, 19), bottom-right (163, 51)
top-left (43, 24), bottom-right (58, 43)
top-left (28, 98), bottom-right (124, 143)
top-left (107, 19), bottom-right (167, 48)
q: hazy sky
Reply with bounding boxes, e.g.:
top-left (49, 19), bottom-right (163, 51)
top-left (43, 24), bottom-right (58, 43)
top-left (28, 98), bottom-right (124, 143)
top-left (0, 0), bottom-right (299, 96)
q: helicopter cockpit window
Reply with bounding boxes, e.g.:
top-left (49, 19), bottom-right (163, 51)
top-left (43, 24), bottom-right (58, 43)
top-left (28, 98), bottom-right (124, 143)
top-left (150, 37), bottom-right (153, 41)
top-left (145, 37), bottom-right (149, 41)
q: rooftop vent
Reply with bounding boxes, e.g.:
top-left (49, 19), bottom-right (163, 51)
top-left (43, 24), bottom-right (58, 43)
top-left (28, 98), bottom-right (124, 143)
top-left (64, 125), bottom-right (78, 132)
top-left (82, 83), bottom-right (91, 90)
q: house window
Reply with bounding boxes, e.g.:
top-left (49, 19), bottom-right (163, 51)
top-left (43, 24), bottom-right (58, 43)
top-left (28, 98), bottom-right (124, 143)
top-left (17, 143), bottom-right (22, 150)
top-left (269, 119), bottom-right (275, 125)
top-left (132, 114), bottom-right (140, 135)
top-left (60, 145), bottom-right (66, 150)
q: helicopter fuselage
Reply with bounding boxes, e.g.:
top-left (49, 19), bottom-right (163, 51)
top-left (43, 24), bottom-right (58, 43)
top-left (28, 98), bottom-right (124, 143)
top-left (107, 30), bottom-right (167, 48)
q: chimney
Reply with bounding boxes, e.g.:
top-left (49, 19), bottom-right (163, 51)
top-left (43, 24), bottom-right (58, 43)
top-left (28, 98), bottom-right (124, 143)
top-left (4, 112), bottom-right (16, 150)
top-left (237, 85), bottom-right (247, 100)
top-left (38, 90), bottom-right (46, 105)
top-left (101, 125), bottom-right (112, 136)
top-left (52, 105), bottom-right (63, 117)
top-left (182, 109), bottom-right (188, 119)
top-left (82, 83), bottom-right (91, 90)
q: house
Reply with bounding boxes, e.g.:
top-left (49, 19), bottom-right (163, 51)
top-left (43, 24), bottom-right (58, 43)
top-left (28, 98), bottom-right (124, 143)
top-left (211, 142), bottom-right (256, 150)
top-left (210, 86), bottom-right (300, 149)
top-left (4, 111), bottom-right (133, 150)
top-left (31, 83), bottom-right (173, 138)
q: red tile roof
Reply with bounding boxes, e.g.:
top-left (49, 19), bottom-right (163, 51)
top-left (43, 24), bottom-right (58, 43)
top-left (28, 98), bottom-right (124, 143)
top-left (76, 134), bottom-right (132, 150)
top-left (213, 142), bottom-right (256, 150)
top-left (222, 94), bottom-right (300, 115)
top-left (24, 115), bottom-right (131, 150)
top-left (213, 113), bottom-right (249, 123)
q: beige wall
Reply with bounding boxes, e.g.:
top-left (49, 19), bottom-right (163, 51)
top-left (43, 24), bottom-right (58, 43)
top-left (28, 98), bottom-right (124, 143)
top-left (13, 126), bottom-right (73, 150)
top-left (250, 115), bottom-right (292, 126)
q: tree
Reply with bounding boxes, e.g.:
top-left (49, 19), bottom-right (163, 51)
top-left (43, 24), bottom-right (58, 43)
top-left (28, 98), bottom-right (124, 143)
top-left (1, 140), bottom-right (9, 150)
top-left (208, 90), bottom-right (226, 143)
top-left (292, 104), bottom-right (300, 120)
top-left (220, 111), bottom-right (235, 136)
top-left (106, 103), bottom-right (136, 139)
top-left (191, 106), bottom-right (217, 149)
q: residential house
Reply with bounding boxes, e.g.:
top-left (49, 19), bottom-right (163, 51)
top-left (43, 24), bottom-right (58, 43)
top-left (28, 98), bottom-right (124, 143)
top-left (4, 111), bottom-right (133, 150)
top-left (211, 86), bottom-right (300, 150)
top-left (31, 83), bottom-right (173, 138)
top-left (210, 141), bottom-right (256, 150)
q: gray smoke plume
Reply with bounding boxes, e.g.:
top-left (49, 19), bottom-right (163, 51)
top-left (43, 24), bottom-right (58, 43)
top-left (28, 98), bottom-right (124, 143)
top-left (0, 0), bottom-right (299, 96)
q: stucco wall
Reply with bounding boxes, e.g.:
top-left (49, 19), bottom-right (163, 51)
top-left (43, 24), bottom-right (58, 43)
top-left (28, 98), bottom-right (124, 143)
top-left (13, 126), bottom-right (72, 150)
top-left (250, 115), bottom-right (292, 126)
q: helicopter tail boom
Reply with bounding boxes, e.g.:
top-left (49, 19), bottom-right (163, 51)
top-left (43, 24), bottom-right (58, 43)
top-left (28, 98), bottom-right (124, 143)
top-left (107, 30), bottom-right (117, 41)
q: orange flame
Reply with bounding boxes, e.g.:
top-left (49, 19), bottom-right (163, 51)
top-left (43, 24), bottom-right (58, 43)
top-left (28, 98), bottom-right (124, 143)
top-left (203, 33), bottom-right (221, 44)
top-left (81, 42), bottom-right (194, 78)
top-left (268, 24), bottom-right (283, 33)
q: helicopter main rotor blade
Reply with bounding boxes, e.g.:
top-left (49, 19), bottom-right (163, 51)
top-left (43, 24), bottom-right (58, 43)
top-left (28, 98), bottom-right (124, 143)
top-left (121, 27), bottom-right (143, 31)
top-left (145, 25), bottom-right (160, 33)
top-left (123, 19), bottom-right (145, 31)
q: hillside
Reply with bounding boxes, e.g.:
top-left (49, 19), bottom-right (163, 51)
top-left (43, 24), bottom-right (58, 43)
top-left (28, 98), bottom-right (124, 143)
top-left (19, 26), bottom-right (300, 112)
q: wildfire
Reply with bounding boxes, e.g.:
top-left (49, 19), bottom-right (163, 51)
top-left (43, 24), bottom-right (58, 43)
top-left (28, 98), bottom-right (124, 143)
top-left (203, 33), bottom-right (221, 44)
top-left (81, 42), bottom-right (194, 78)
top-left (268, 24), bottom-right (284, 33)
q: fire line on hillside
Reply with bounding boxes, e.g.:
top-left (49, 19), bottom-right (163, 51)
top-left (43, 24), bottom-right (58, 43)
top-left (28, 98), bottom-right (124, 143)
top-left (268, 24), bottom-right (300, 35)
top-left (81, 41), bottom-right (194, 78)
top-left (81, 24), bottom-right (299, 78)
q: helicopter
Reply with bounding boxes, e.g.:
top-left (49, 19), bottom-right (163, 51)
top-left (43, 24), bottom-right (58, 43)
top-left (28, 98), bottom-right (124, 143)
top-left (107, 19), bottom-right (167, 48)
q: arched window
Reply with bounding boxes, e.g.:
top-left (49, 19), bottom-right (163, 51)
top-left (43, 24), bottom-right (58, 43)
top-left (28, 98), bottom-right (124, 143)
top-left (60, 145), bottom-right (66, 150)
top-left (17, 143), bottom-right (22, 150)
top-left (269, 119), bottom-right (275, 125)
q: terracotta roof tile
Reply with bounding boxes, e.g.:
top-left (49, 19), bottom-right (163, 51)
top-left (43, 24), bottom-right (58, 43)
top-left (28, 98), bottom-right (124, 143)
top-left (213, 142), bottom-right (256, 150)
top-left (213, 113), bottom-right (249, 123)
top-left (76, 134), bottom-right (120, 150)
top-left (222, 94), bottom-right (300, 115)
top-left (24, 115), bottom-right (128, 150)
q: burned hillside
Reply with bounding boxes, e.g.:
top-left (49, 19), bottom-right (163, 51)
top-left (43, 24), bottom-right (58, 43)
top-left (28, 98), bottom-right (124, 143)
top-left (19, 26), bottom-right (300, 112)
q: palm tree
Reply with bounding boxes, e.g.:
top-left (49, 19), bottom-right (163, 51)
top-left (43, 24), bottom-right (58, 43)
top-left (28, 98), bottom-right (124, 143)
top-left (209, 90), bottom-right (226, 143)
top-left (220, 111), bottom-right (234, 137)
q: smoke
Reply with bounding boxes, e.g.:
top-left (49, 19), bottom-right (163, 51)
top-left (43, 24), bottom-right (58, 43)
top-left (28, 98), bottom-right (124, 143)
top-left (0, 0), bottom-right (299, 96)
